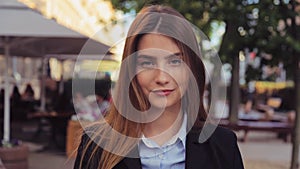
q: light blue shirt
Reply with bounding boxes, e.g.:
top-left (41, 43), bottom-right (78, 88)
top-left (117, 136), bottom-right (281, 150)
top-left (138, 114), bottom-right (187, 169)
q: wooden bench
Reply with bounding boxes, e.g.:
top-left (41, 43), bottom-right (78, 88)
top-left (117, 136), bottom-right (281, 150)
top-left (219, 119), bottom-right (294, 142)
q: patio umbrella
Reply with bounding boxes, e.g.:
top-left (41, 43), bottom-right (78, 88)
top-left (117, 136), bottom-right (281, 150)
top-left (0, 0), bottom-right (111, 143)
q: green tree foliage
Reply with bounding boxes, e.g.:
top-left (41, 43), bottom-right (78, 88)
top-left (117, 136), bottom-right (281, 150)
top-left (111, 0), bottom-right (299, 79)
top-left (110, 0), bottom-right (299, 125)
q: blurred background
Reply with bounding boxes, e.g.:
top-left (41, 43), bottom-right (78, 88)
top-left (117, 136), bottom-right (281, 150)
top-left (0, 0), bottom-right (299, 169)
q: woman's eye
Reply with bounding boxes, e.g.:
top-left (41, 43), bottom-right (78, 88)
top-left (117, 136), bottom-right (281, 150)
top-left (169, 59), bottom-right (182, 66)
top-left (138, 61), bottom-right (155, 68)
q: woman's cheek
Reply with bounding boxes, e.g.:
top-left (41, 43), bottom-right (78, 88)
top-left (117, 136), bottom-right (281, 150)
top-left (172, 71), bottom-right (189, 95)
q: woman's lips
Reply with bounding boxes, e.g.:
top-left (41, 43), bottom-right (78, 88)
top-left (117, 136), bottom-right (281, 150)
top-left (152, 89), bottom-right (174, 96)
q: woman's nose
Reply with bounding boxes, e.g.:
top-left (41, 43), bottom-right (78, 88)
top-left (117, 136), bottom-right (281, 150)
top-left (154, 69), bottom-right (170, 85)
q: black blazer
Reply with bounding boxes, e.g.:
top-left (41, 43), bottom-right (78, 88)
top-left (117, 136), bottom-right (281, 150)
top-left (74, 126), bottom-right (244, 169)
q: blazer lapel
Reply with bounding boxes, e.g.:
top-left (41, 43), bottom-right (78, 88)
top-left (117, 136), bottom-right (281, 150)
top-left (185, 130), bottom-right (217, 169)
top-left (120, 132), bottom-right (211, 169)
top-left (122, 157), bottom-right (142, 169)
top-left (121, 146), bottom-right (142, 169)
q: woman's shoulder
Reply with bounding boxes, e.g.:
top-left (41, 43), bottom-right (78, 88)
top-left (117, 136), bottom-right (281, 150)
top-left (79, 123), bottom-right (105, 147)
top-left (212, 125), bottom-right (237, 140)
top-left (192, 125), bottom-right (244, 168)
top-left (213, 126), bottom-right (239, 148)
top-left (190, 124), bottom-right (237, 144)
top-left (74, 125), bottom-right (104, 169)
top-left (205, 125), bottom-right (240, 154)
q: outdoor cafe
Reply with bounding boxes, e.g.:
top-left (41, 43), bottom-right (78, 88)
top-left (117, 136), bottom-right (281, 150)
top-left (220, 80), bottom-right (296, 142)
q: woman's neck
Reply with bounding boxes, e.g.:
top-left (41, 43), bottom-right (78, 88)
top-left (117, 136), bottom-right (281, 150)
top-left (143, 106), bottom-right (184, 146)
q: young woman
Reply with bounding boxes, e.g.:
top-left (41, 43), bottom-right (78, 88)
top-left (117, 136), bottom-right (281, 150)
top-left (74, 5), bottom-right (244, 169)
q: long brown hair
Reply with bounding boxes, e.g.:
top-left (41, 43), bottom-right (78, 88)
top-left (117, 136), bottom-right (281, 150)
top-left (78, 5), bottom-right (207, 169)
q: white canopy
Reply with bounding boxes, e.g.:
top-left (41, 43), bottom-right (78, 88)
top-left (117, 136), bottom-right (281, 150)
top-left (0, 0), bottom-right (112, 143)
top-left (0, 0), bottom-right (111, 57)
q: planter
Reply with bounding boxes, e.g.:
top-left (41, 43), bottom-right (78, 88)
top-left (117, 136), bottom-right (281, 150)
top-left (0, 144), bottom-right (29, 169)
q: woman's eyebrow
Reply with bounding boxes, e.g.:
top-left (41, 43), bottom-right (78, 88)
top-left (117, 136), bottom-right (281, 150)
top-left (137, 52), bottom-right (182, 59)
top-left (164, 52), bottom-right (182, 59)
top-left (136, 54), bottom-right (154, 59)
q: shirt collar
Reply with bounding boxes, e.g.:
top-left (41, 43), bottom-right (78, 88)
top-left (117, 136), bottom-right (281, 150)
top-left (140, 113), bottom-right (187, 148)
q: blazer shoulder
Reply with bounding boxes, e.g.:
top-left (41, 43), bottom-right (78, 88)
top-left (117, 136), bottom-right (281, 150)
top-left (194, 124), bottom-right (237, 144)
top-left (74, 127), bottom-right (103, 169)
top-left (211, 126), bottom-right (237, 143)
top-left (187, 125), bottom-right (244, 169)
top-left (210, 126), bottom-right (244, 169)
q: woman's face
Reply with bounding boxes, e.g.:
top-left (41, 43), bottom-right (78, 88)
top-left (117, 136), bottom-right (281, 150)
top-left (136, 34), bottom-right (189, 110)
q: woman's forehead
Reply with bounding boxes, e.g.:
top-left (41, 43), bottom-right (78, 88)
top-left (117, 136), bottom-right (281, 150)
top-left (137, 34), bottom-right (180, 53)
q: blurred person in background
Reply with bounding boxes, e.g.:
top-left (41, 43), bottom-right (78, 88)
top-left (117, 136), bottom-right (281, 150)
top-left (21, 83), bottom-right (35, 101)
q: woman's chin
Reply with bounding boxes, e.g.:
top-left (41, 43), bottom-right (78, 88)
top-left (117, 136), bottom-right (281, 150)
top-left (148, 100), bottom-right (180, 111)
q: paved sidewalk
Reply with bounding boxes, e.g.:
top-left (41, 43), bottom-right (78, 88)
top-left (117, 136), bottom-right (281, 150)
top-left (28, 151), bottom-right (74, 169)
top-left (237, 131), bottom-right (294, 169)
top-left (23, 131), bottom-right (298, 169)
top-left (7, 121), bottom-right (299, 169)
